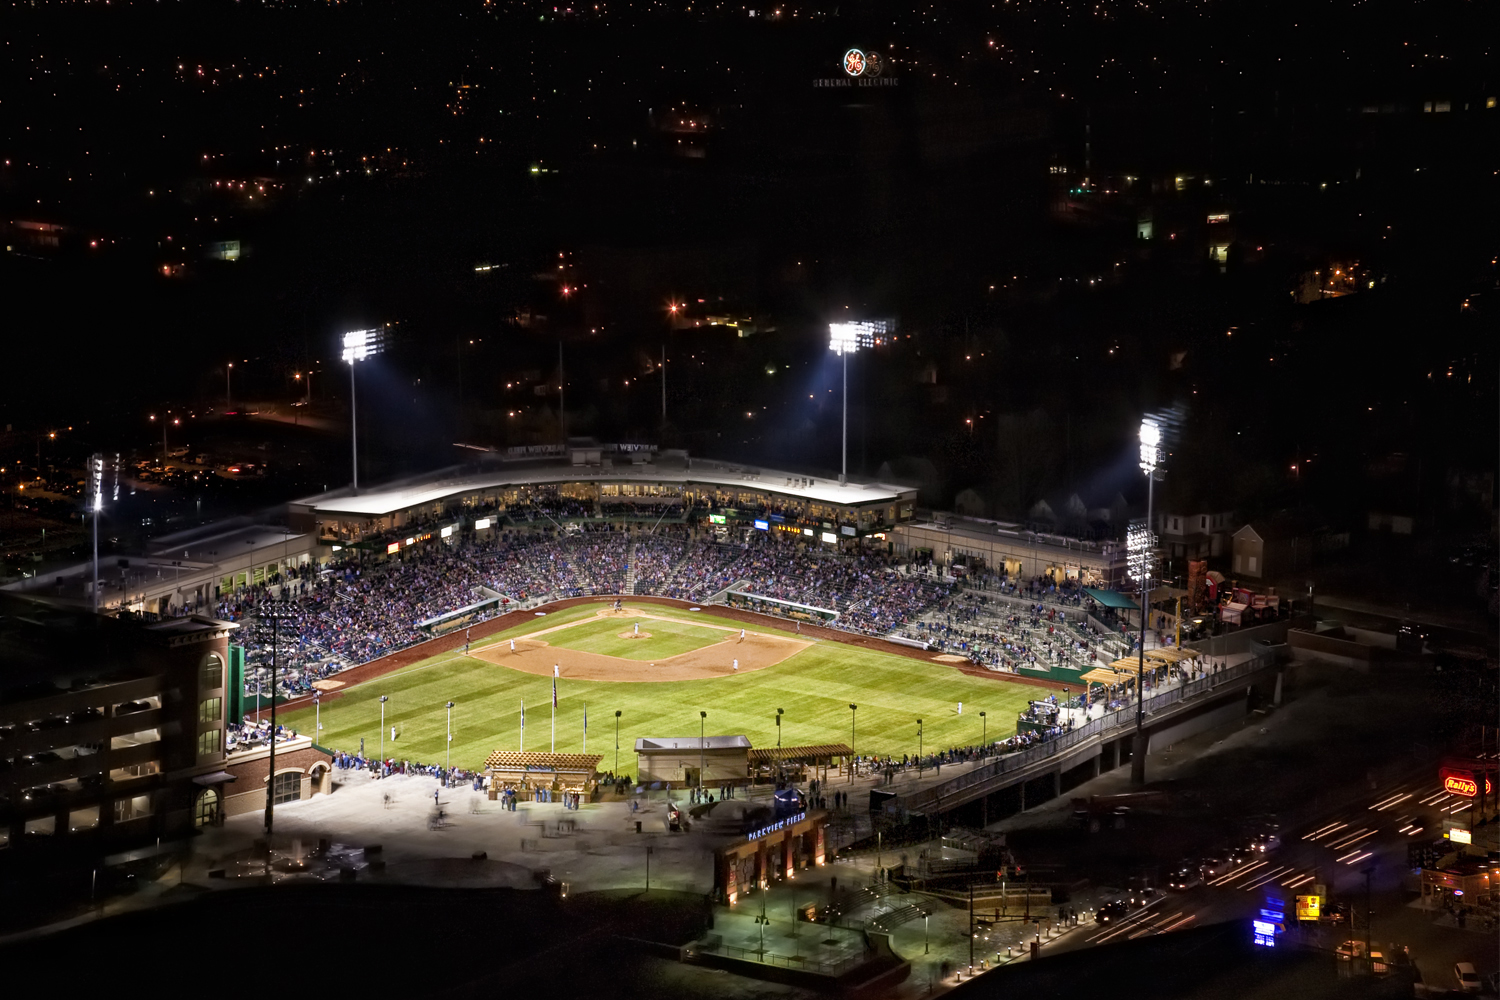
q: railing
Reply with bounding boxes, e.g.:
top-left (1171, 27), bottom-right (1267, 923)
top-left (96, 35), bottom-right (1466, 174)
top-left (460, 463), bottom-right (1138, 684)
top-left (696, 940), bottom-right (868, 977)
top-left (903, 651), bottom-right (1275, 813)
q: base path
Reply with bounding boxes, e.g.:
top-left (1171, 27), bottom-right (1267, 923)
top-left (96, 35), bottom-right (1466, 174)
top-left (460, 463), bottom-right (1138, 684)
top-left (471, 609), bottom-right (812, 682)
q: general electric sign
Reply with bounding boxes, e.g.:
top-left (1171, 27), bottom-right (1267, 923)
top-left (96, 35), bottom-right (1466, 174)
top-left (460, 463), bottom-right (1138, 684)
top-left (814, 48), bottom-right (898, 88)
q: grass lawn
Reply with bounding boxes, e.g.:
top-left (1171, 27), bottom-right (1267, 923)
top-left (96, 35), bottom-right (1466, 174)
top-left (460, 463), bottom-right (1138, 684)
top-left (540, 615), bottom-right (729, 660)
top-left (281, 602), bottom-right (1064, 772)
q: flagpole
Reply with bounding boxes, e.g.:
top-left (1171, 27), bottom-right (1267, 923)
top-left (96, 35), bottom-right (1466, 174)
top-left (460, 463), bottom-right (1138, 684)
top-left (520, 698), bottom-right (525, 753)
top-left (552, 664), bottom-right (558, 753)
top-left (583, 702), bottom-right (587, 754)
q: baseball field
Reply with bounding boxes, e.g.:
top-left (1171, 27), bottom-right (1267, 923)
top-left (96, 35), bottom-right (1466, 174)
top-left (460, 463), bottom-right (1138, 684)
top-left (279, 601), bottom-right (1064, 772)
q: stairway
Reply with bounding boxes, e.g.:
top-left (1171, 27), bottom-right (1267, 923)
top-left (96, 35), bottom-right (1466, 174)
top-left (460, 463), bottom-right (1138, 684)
top-left (624, 539), bottom-right (639, 595)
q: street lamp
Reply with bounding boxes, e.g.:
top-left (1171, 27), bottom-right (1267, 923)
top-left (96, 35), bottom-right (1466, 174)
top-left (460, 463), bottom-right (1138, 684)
top-left (446, 701), bottom-right (455, 772)
top-left (379, 694), bottom-right (389, 764)
top-left (848, 704), bottom-right (857, 782)
top-left (980, 710), bottom-right (987, 746)
top-left (342, 328), bottom-right (385, 493)
top-left (1129, 417), bottom-right (1164, 786)
top-left (776, 707), bottom-right (784, 747)
top-left (615, 709), bottom-right (622, 774)
top-left (828, 321), bottom-right (882, 485)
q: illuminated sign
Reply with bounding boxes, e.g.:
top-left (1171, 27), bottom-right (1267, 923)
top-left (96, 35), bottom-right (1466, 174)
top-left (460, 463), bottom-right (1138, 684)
top-left (708, 514), bottom-right (727, 524)
top-left (1442, 768), bottom-right (1478, 798)
top-left (821, 532), bottom-right (838, 544)
top-left (753, 520), bottom-right (769, 531)
top-left (815, 49), bottom-right (898, 88)
top-left (441, 525), bottom-right (454, 538)
top-left (387, 542), bottom-right (400, 554)
top-left (1295, 895), bottom-right (1321, 920)
top-left (802, 528), bottom-right (815, 536)
top-left (1449, 827), bottom-right (1472, 845)
top-left (474, 518), bottom-right (491, 530)
top-left (746, 811), bottom-right (806, 842)
top-left (1252, 919), bottom-right (1277, 947)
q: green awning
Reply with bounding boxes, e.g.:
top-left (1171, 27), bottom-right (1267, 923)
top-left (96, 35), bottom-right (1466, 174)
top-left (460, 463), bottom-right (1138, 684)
top-left (1083, 587), bottom-right (1141, 611)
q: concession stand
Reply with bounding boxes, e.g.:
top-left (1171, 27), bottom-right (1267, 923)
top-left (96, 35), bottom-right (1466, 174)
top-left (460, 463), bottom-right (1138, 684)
top-left (484, 750), bottom-right (603, 801)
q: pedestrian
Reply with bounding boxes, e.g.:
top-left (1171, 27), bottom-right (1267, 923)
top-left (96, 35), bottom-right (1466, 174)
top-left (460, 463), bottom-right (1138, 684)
top-left (740, 628), bottom-right (745, 641)
top-left (510, 638), bottom-right (516, 653)
top-left (733, 658), bottom-right (739, 671)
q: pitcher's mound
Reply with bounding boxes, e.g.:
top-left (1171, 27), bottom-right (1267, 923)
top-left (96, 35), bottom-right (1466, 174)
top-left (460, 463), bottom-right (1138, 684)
top-left (933, 654), bottom-right (969, 663)
top-left (617, 630), bottom-right (653, 640)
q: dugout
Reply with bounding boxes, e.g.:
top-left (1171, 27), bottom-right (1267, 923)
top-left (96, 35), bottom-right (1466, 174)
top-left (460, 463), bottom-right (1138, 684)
top-left (483, 751), bottom-right (603, 801)
top-left (713, 809), bottom-right (830, 905)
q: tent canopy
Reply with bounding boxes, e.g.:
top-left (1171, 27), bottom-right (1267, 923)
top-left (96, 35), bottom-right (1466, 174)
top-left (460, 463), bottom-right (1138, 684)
top-left (1083, 587), bottom-right (1141, 611)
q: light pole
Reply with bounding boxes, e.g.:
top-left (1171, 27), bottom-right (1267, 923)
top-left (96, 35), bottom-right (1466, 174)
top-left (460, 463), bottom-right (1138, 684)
top-left (343, 328), bottom-right (384, 493)
top-left (917, 718), bottom-right (924, 777)
top-left (615, 709), bottom-right (622, 774)
top-left (699, 710), bottom-right (707, 792)
top-left (263, 601), bottom-right (296, 839)
top-left (1130, 417), bottom-right (1163, 786)
top-left (314, 690), bottom-right (321, 743)
top-left (446, 701), bottom-right (455, 772)
top-left (980, 710), bottom-right (987, 747)
top-left (379, 694), bottom-right (389, 764)
top-left (848, 703), bottom-right (857, 782)
top-left (226, 362), bottom-right (233, 410)
top-left (776, 707), bottom-right (784, 747)
top-left (828, 322), bottom-right (880, 485)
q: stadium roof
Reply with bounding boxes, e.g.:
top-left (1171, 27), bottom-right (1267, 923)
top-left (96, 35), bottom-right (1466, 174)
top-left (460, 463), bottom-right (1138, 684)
top-left (483, 751), bottom-right (604, 771)
top-left (748, 744), bottom-right (854, 763)
top-left (1083, 587), bottom-right (1140, 610)
top-left (293, 458), bottom-right (914, 519)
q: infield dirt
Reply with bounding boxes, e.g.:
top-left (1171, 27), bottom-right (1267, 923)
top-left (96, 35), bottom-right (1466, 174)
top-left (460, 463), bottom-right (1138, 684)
top-left (471, 608), bottom-right (811, 682)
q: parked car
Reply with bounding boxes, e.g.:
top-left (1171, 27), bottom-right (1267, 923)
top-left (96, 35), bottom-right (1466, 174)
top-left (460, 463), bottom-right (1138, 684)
top-left (1453, 962), bottom-right (1482, 993)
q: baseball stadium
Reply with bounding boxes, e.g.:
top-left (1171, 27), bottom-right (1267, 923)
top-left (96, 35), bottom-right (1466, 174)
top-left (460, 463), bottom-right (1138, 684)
top-left (19, 443), bottom-right (1142, 780)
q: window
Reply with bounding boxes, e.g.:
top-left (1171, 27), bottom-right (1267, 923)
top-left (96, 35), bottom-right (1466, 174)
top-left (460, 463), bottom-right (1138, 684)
top-left (0, 827), bottom-right (9, 850)
top-left (113, 794), bottom-right (151, 823)
top-left (198, 697), bottom-right (222, 724)
top-left (197, 728), bottom-right (222, 757)
top-left (1248, 556), bottom-right (1258, 573)
top-left (68, 805), bottom-right (100, 833)
top-left (25, 816), bottom-right (56, 837)
top-left (200, 653), bottom-right (224, 691)
top-left (272, 770), bottom-right (302, 805)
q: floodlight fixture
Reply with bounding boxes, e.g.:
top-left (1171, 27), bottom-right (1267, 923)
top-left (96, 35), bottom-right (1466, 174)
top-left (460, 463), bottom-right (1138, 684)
top-left (826, 320), bottom-right (890, 484)
top-left (342, 327), bottom-right (387, 491)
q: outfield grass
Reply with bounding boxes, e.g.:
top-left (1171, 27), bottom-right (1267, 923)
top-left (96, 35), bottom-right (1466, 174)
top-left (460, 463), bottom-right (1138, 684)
top-left (541, 615), bottom-right (729, 660)
top-left (281, 602), bottom-right (1064, 772)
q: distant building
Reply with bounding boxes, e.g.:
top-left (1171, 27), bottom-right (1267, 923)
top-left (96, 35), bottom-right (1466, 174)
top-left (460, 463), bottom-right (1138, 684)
top-left (0, 595), bottom-right (238, 855)
top-left (1156, 509), bottom-right (1236, 562)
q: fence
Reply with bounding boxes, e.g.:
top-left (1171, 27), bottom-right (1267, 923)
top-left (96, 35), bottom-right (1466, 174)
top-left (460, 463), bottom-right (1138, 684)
top-left (903, 650), bottom-right (1276, 813)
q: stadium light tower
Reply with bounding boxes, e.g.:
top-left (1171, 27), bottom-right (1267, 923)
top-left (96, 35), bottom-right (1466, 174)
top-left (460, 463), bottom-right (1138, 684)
top-left (827, 321), bottom-right (881, 485)
top-left (1129, 417), bottom-right (1164, 786)
top-left (342, 328), bottom-right (385, 493)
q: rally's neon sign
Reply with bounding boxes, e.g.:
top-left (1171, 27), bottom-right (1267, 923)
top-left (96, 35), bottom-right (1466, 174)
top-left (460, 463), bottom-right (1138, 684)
top-left (1444, 774), bottom-right (1478, 798)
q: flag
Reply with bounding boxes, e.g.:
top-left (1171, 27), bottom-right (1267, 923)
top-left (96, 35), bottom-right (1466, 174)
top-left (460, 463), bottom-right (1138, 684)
top-left (584, 702), bottom-right (588, 733)
top-left (553, 664), bottom-right (559, 707)
top-left (520, 699), bottom-right (525, 728)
